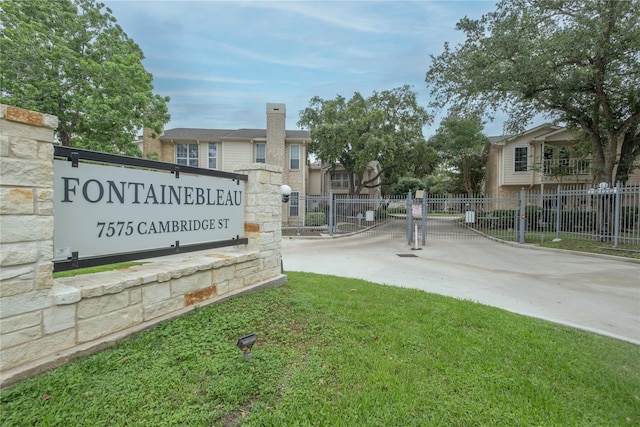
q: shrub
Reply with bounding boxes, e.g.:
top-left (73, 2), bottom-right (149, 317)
top-left (492, 209), bottom-right (517, 229)
top-left (305, 212), bottom-right (326, 226)
top-left (387, 205), bottom-right (407, 214)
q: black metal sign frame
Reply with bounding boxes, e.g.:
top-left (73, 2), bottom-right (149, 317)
top-left (53, 146), bottom-right (249, 272)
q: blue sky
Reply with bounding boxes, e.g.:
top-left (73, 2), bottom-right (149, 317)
top-left (102, 0), bottom-right (518, 138)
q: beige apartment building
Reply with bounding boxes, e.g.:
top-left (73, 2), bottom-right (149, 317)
top-left (140, 103), bottom-right (310, 224)
top-left (484, 124), bottom-right (640, 197)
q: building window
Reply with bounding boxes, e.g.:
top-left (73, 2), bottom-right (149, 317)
top-left (176, 143), bottom-right (198, 167)
top-left (290, 144), bottom-right (300, 170)
top-left (514, 147), bottom-right (528, 172)
top-left (255, 143), bottom-right (266, 163)
top-left (289, 191), bottom-right (299, 217)
top-left (331, 172), bottom-right (349, 189)
top-left (208, 143), bottom-right (217, 169)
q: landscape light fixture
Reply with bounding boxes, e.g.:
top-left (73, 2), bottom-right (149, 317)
top-left (237, 333), bottom-right (256, 359)
top-left (281, 184), bottom-right (292, 203)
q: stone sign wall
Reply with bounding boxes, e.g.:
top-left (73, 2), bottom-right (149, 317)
top-left (0, 105), bottom-right (286, 388)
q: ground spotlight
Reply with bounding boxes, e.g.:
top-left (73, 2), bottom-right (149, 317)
top-left (237, 333), bottom-right (256, 359)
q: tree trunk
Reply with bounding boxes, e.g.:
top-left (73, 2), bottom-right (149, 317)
top-left (615, 122), bottom-right (640, 184)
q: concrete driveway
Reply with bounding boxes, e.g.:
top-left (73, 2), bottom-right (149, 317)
top-left (281, 234), bottom-right (640, 345)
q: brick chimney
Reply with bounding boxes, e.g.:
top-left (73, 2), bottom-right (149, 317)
top-left (266, 103), bottom-right (286, 166)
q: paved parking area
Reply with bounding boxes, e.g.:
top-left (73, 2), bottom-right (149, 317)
top-left (281, 234), bottom-right (640, 344)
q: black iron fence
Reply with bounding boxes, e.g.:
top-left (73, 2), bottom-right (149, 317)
top-left (283, 183), bottom-right (640, 248)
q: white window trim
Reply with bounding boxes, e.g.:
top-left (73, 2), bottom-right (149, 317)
top-left (289, 144), bottom-right (300, 170)
top-left (208, 142), bottom-right (218, 169)
top-left (289, 191), bottom-right (300, 217)
top-left (514, 146), bottom-right (528, 173)
top-left (176, 143), bottom-right (199, 167)
top-left (255, 143), bottom-right (266, 164)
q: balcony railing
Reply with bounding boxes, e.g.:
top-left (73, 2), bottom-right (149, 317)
top-left (330, 180), bottom-right (349, 189)
top-left (543, 158), bottom-right (591, 176)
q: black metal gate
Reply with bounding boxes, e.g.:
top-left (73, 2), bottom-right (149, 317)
top-left (283, 193), bottom-right (520, 242)
top-left (419, 194), bottom-right (520, 241)
top-left (284, 185), bottom-right (640, 248)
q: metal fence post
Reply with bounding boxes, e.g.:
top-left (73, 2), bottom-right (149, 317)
top-left (407, 191), bottom-right (413, 245)
top-left (555, 186), bottom-right (562, 239)
top-left (614, 182), bottom-right (621, 247)
top-left (328, 191), bottom-right (334, 237)
top-left (422, 191), bottom-right (427, 246)
top-left (518, 187), bottom-right (526, 244)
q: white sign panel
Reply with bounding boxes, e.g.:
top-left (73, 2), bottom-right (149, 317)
top-left (53, 160), bottom-right (245, 260)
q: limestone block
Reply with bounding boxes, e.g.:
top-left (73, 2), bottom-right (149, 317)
top-left (143, 297), bottom-right (183, 321)
top-left (0, 311), bottom-right (41, 334)
top-left (0, 119), bottom-right (54, 141)
top-left (242, 272), bottom-right (261, 286)
top-left (236, 263), bottom-right (260, 277)
top-left (0, 188), bottom-right (34, 215)
top-left (142, 282), bottom-right (171, 306)
top-left (0, 268), bottom-right (33, 298)
top-left (0, 216), bottom-right (53, 243)
top-left (0, 157), bottom-right (53, 187)
top-left (77, 291), bottom-right (130, 319)
top-left (77, 305), bottom-right (143, 343)
top-left (0, 289), bottom-right (51, 319)
top-left (216, 281), bottom-right (229, 295)
top-left (261, 221), bottom-right (280, 232)
top-left (184, 285), bottom-right (217, 306)
top-left (5, 106), bottom-right (43, 126)
top-left (0, 133), bottom-right (9, 157)
top-left (0, 329), bottom-right (75, 371)
top-left (35, 263), bottom-right (54, 290)
top-left (2, 326), bottom-right (46, 357)
top-left (0, 242), bottom-right (39, 266)
top-left (130, 288), bottom-right (142, 305)
top-left (38, 142), bottom-right (54, 161)
top-left (10, 137), bottom-right (39, 160)
top-left (259, 232), bottom-right (276, 245)
top-left (256, 170), bottom-right (271, 184)
top-left (51, 282), bottom-right (81, 305)
top-left (43, 304), bottom-right (76, 334)
top-left (228, 277), bottom-right (245, 292)
top-left (40, 240), bottom-right (54, 261)
top-left (212, 266), bottom-right (236, 283)
top-left (170, 270), bottom-right (211, 297)
top-left (35, 188), bottom-right (54, 215)
top-left (42, 113), bottom-right (58, 129)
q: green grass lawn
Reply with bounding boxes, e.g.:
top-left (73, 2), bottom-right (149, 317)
top-left (529, 235), bottom-right (640, 260)
top-left (2, 272), bottom-right (639, 426)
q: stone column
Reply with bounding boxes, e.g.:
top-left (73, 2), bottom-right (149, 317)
top-left (1, 105), bottom-right (62, 372)
top-left (234, 163), bottom-right (283, 281)
top-left (0, 105), bottom-right (57, 291)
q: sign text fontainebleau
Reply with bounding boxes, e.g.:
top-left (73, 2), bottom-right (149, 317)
top-left (53, 160), bottom-right (245, 260)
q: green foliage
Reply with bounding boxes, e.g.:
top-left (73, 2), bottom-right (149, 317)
top-left (0, 0), bottom-right (170, 155)
top-left (305, 212), bottom-right (326, 226)
top-left (389, 176), bottom-right (425, 196)
top-left (298, 85), bottom-right (431, 194)
top-left (426, 0), bottom-right (640, 185)
top-left (491, 209), bottom-right (517, 230)
top-left (560, 210), bottom-right (597, 232)
top-left (53, 262), bottom-right (147, 279)
top-left (425, 164), bottom-right (467, 195)
top-left (622, 206), bottom-right (639, 231)
top-left (428, 114), bottom-right (487, 196)
top-left (386, 205), bottom-right (407, 214)
top-left (2, 273), bottom-right (639, 425)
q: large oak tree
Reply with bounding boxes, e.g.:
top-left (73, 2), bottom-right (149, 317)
top-left (0, 0), bottom-right (169, 156)
top-left (298, 85), bottom-right (431, 194)
top-left (426, 0), bottom-right (640, 185)
top-left (429, 115), bottom-right (487, 196)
